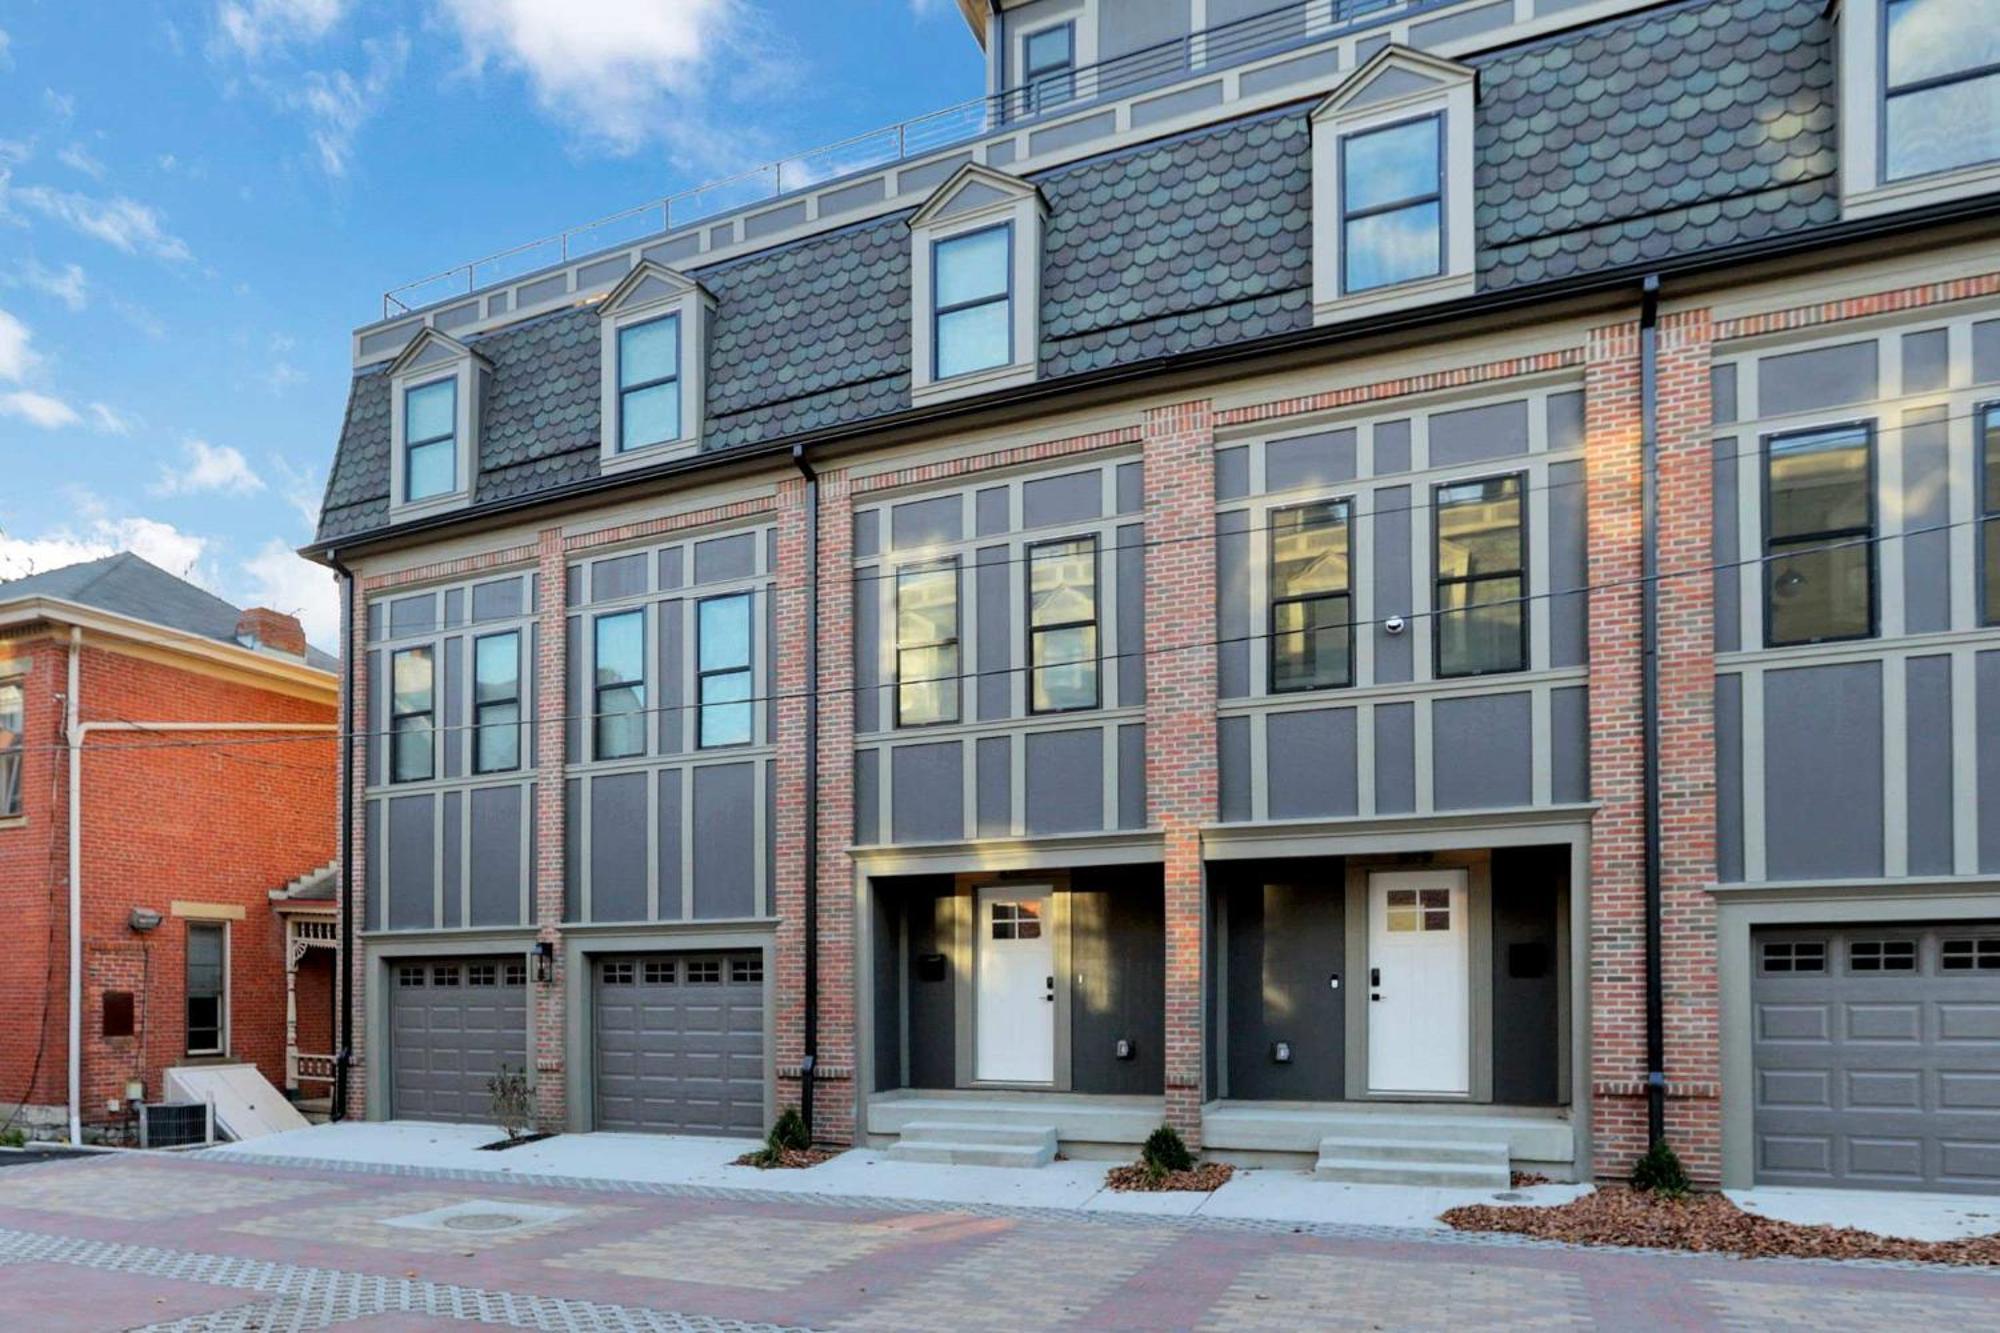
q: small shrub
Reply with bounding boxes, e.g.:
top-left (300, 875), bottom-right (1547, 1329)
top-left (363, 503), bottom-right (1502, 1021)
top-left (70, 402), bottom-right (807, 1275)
top-left (488, 1064), bottom-right (533, 1141)
top-left (1630, 1139), bottom-right (1691, 1198)
top-left (0, 1127), bottom-right (25, 1149)
top-left (767, 1107), bottom-right (811, 1153)
top-left (1141, 1124), bottom-right (1194, 1175)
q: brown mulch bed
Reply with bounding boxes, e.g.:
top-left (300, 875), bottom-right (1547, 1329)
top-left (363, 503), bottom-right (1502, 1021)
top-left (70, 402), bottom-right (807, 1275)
top-left (732, 1147), bottom-right (839, 1170)
top-left (1104, 1162), bottom-right (1236, 1193)
top-left (1443, 1187), bottom-right (2000, 1267)
top-left (1510, 1170), bottom-right (1551, 1188)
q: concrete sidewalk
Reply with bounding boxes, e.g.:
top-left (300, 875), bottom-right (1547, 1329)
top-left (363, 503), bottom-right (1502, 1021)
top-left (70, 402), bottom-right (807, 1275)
top-left (213, 1120), bottom-right (1590, 1230)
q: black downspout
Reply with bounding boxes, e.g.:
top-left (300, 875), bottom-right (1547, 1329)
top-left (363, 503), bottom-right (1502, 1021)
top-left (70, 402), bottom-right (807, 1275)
top-left (791, 446), bottom-right (820, 1139)
top-left (1638, 275), bottom-right (1667, 1149)
top-left (328, 553), bottom-right (358, 1122)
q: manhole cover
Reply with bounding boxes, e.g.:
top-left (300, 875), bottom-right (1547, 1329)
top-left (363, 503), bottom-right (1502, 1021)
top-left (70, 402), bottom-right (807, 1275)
top-left (442, 1213), bottom-right (528, 1232)
top-left (1491, 1191), bottom-right (1526, 1202)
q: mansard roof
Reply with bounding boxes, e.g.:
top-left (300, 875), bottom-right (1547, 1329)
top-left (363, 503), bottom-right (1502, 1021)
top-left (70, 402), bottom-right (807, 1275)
top-left (315, 0), bottom-right (1837, 548)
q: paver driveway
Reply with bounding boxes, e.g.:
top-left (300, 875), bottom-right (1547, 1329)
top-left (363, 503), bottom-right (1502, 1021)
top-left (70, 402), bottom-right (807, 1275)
top-left (0, 1151), bottom-right (1995, 1330)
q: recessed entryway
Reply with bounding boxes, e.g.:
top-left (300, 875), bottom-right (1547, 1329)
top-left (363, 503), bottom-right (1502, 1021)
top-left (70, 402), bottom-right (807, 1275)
top-left (975, 884), bottom-right (1055, 1084)
top-left (1367, 869), bottom-right (1470, 1096)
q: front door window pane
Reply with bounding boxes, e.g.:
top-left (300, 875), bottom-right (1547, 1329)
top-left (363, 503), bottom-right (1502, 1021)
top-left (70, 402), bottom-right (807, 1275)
top-left (1765, 425), bottom-right (1874, 646)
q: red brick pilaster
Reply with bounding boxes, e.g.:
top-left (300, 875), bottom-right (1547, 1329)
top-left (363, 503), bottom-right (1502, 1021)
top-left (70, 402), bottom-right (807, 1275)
top-left (531, 526), bottom-right (568, 1127)
top-left (1586, 311), bottom-right (1719, 1183)
top-left (1143, 400), bottom-right (1219, 1144)
top-left (774, 469), bottom-right (858, 1145)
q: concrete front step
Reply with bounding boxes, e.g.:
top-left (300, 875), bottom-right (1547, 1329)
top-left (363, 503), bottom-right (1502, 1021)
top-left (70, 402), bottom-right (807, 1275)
top-left (885, 1120), bottom-right (1059, 1168)
top-left (1313, 1135), bottom-right (1510, 1189)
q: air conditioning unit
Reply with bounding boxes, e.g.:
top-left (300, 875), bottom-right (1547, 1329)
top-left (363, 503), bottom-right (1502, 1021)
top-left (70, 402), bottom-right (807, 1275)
top-left (137, 1101), bottom-right (215, 1149)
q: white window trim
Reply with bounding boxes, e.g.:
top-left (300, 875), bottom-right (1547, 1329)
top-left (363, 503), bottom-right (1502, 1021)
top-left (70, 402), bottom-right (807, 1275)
top-left (1311, 45), bottom-right (1477, 326)
top-left (183, 919), bottom-right (230, 1058)
top-left (909, 163), bottom-right (1047, 407)
top-left (1837, 0), bottom-right (2000, 219)
top-left (597, 261), bottom-right (713, 476)
top-left (386, 329), bottom-right (485, 521)
top-left (1012, 9), bottom-right (1094, 112)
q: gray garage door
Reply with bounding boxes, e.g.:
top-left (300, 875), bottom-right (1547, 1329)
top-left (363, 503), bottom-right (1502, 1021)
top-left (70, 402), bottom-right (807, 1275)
top-left (594, 952), bottom-right (765, 1137)
top-left (1752, 924), bottom-right (2000, 1193)
top-left (388, 957), bottom-right (529, 1124)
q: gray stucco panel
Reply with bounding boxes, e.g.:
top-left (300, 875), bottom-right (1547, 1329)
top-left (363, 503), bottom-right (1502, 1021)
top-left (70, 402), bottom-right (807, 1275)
top-left (1025, 729), bottom-right (1103, 834)
top-left (1022, 470), bottom-right (1101, 529)
top-left (891, 741), bottom-right (965, 844)
top-left (590, 772), bottom-right (649, 922)
top-left (693, 762), bottom-right (757, 918)
top-left (1764, 661), bottom-right (1883, 880)
top-left (386, 793), bottom-right (435, 930)
top-left (1267, 708), bottom-right (1358, 819)
top-left (1431, 693), bottom-right (1532, 811)
top-left (1219, 714), bottom-right (1252, 822)
top-left (977, 735), bottom-right (1011, 837)
top-left (1905, 655), bottom-right (1953, 877)
top-left (468, 784), bottom-right (524, 927)
top-left (1756, 340), bottom-right (1878, 417)
top-left (1716, 673), bottom-right (1744, 882)
top-left (1371, 486), bottom-right (1413, 684)
top-left (1428, 400), bottom-right (1530, 468)
top-left (1373, 702), bottom-right (1416, 815)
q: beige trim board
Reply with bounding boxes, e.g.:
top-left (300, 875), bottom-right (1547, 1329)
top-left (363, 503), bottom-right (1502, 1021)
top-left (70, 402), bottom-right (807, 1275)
top-left (171, 901), bottom-right (247, 921)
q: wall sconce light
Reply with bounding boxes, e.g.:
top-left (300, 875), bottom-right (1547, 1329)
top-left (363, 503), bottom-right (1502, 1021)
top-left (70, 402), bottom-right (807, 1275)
top-left (531, 940), bottom-right (555, 984)
top-left (128, 908), bottom-right (162, 933)
top-left (1271, 1041), bottom-right (1292, 1064)
top-left (1114, 1038), bottom-right (1134, 1061)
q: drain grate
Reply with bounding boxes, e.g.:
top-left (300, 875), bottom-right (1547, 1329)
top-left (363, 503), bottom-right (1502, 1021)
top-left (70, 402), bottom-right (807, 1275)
top-left (442, 1212), bottom-right (530, 1232)
top-left (381, 1198), bottom-right (580, 1235)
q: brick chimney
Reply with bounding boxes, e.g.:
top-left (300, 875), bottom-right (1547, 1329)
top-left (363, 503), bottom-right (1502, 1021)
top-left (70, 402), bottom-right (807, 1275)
top-left (235, 607), bottom-right (308, 660)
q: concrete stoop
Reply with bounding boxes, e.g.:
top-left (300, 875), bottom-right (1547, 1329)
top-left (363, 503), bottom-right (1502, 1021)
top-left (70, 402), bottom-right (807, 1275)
top-left (1312, 1135), bottom-right (1511, 1189)
top-left (885, 1120), bottom-right (1059, 1169)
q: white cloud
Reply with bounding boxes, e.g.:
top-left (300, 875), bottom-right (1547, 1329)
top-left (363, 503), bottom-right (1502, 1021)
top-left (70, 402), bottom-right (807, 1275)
top-left (56, 142), bottom-right (105, 179)
top-left (0, 307), bottom-right (37, 381)
top-left (151, 438), bottom-right (266, 497)
top-left (437, 0), bottom-right (764, 157)
top-left (0, 28), bottom-right (12, 69)
top-left (215, 0), bottom-right (346, 59)
top-left (268, 455), bottom-right (324, 530)
top-left (87, 402), bottom-right (133, 434)
top-left (20, 260), bottom-right (87, 311)
top-left (288, 34), bottom-right (406, 177)
top-left (0, 509), bottom-right (212, 588)
top-left (42, 89), bottom-right (75, 122)
top-left (3, 180), bottom-right (192, 261)
top-left (0, 389), bottom-right (79, 429)
top-left (241, 537), bottom-right (338, 648)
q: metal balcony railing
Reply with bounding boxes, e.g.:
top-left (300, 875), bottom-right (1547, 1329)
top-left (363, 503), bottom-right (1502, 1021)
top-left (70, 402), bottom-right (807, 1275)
top-left (380, 0), bottom-right (1414, 317)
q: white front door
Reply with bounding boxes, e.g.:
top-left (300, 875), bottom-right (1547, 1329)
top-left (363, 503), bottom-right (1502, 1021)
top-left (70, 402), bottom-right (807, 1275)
top-left (1367, 869), bottom-right (1470, 1095)
top-left (975, 885), bottom-right (1055, 1084)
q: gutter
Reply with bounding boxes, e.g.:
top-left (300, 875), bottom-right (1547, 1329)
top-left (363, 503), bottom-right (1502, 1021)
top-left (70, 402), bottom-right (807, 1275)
top-left (300, 188), bottom-right (2000, 566)
top-left (1638, 274), bottom-right (1666, 1148)
top-left (327, 553), bottom-right (357, 1122)
top-left (790, 446), bottom-right (821, 1139)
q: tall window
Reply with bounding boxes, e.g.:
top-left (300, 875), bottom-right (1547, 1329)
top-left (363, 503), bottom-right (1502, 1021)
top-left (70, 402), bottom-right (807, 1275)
top-left (472, 631), bottom-right (521, 774)
top-left (1270, 500), bottom-right (1352, 691)
top-left (1028, 537), bottom-right (1098, 713)
top-left (1984, 404), bottom-right (2000, 625)
top-left (186, 922), bottom-right (225, 1056)
top-left (1765, 424), bottom-right (1875, 646)
top-left (1341, 116), bottom-right (1443, 294)
top-left (896, 560), bottom-right (960, 726)
top-left (617, 313), bottom-right (681, 452)
top-left (698, 593), bottom-right (753, 748)
top-left (1883, 0), bottom-right (2000, 181)
top-left (1023, 23), bottom-right (1075, 113)
top-left (389, 646), bottom-right (434, 782)
top-left (0, 681), bottom-right (21, 818)
top-left (403, 378), bottom-right (457, 502)
top-left (593, 610), bottom-right (646, 760)
top-left (1434, 475), bottom-right (1526, 677)
top-left (932, 225), bottom-right (1011, 380)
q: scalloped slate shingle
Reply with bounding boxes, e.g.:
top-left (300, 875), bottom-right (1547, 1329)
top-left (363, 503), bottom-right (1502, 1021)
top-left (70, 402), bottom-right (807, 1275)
top-left (316, 0), bottom-right (1842, 546)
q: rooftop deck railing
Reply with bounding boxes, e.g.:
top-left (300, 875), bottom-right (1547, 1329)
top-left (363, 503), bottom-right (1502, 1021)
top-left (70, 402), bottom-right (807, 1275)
top-left (380, 0), bottom-right (1411, 317)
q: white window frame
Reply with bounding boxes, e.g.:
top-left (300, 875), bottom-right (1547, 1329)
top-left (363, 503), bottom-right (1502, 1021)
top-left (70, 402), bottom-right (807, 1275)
top-left (184, 919), bottom-right (229, 1058)
top-left (0, 675), bottom-right (23, 824)
top-left (1837, 0), bottom-right (2000, 218)
top-left (1311, 45), bottom-right (1476, 325)
top-left (386, 329), bottom-right (484, 520)
top-left (597, 261), bottom-right (713, 476)
top-left (909, 164), bottom-right (1046, 406)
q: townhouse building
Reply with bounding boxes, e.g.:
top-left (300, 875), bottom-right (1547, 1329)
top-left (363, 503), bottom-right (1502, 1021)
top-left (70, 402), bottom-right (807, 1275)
top-left (0, 554), bottom-right (338, 1142)
top-left (307, 0), bottom-right (2000, 1194)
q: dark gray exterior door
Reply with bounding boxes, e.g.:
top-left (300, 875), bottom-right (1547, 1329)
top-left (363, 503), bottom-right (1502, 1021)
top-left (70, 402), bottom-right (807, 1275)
top-left (1752, 925), bottom-right (2000, 1193)
top-left (594, 952), bottom-right (765, 1137)
top-left (387, 956), bottom-right (528, 1124)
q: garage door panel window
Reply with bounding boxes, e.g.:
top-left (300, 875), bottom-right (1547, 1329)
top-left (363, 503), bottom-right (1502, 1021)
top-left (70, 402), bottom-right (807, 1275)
top-left (688, 959), bottom-right (722, 983)
top-left (1848, 939), bottom-right (1917, 972)
top-left (185, 922), bottom-right (226, 1056)
top-left (398, 965), bottom-right (425, 987)
top-left (644, 959), bottom-right (676, 984)
top-left (1942, 938), bottom-right (2000, 970)
top-left (1761, 940), bottom-right (1827, 974)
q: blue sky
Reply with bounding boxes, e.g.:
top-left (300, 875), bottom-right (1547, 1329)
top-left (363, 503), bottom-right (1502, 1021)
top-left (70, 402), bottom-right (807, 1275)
top-left (0, 1), bottom-right (983, 649)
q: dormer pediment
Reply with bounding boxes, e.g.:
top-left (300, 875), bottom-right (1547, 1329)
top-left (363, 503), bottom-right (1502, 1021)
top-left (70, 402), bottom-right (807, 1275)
top-left (1311, 45), bottom-right (1475, 122)
top-left (388, 326), bottom-right (484, 376)
top-left (909, 163), bottom-right (1047, 229)
top-left (599, 260), bottom-right (712, 317)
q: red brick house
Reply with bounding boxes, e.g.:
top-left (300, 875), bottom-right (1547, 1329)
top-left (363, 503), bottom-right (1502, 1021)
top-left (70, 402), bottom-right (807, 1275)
top-left (0, 554), bottom-right (338, 1142)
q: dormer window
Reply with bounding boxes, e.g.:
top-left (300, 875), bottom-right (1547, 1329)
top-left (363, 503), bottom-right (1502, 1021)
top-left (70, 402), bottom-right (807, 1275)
top-left (933, 225), bottom-right (1012, 380)
top-left (386, 328), bottom-right (484, 518)
top-left (403, 378), bottom-right (458, 501)
top-left (1340, 116), bottom-right (1444, 294)
top-left (1882, 0), bottom-right (1999, 181)
top-left (616, 314), bottom-right (682, 452)
top-left (1312, 47), bottom-right (1475, 324)
top-left (909, 164), bottom-right (1045, 405)
top-left (597, 261), bottom-right (712, 474)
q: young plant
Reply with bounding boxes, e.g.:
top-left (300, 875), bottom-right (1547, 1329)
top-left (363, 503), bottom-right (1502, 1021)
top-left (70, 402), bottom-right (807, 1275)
top-left (1141, 1123), bottom-right (1194, 1178)
top-left (487, 1063), bottom-right (533, 1141)
top-left (1629, 1139), bottom-right (1691, 1198)
top-left (767, 1107), bottom-right (810, 1153)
